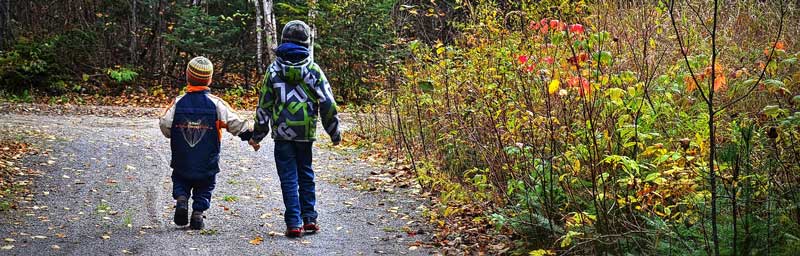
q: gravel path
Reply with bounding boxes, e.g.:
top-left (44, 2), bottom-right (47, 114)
top-left (0, 106), bottom-right (433, 255)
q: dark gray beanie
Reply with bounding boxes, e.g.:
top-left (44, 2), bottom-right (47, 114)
top-left (281, 20), bottom-right (311, 46)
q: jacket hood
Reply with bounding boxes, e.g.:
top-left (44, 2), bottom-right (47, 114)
top-left (276, 42), bottom-right (311, 64)
top-left (273, 42), bottom-right (313, 85)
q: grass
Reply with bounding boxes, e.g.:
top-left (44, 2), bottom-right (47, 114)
top-left (96, 202), bottom-right (111, 213)
top-left (122, 210), bottom-right (133, 228)
top-left (199, 229), bottom-right (218, 235)
top-left (222, 195), bottom-right (238, 202)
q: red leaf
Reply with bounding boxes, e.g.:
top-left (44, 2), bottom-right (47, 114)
top-left (568, 52), bottom-right (588, 66)
top-left (549, 20), bottom-right (560, 30)
top-left (518, 55), bottom-right (529, 64)
top-left (568, 24), bottom-right (584, 34)
top-left (526, 65), bottom-right (535, 73)
top-left (567, 76), bottom-right (591, 96)
top-left (528, 21), bottom-right (540, 31)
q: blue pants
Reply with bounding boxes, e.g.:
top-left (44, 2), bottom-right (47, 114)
top-left (274, 140), bottom-right (317, 228)
top-left (172, 174), bottom-right (216, 212)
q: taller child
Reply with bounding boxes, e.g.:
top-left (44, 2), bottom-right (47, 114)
top-left (250, 20), bottom-right (341, 238)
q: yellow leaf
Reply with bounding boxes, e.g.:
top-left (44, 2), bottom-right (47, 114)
top-left (529, 249), bottom-right (555, 256)
top-left (548, 79), bottom-right (560, 95)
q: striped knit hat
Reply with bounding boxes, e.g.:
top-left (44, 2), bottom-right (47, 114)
top-left (186, 56), bottom-right (214, 86)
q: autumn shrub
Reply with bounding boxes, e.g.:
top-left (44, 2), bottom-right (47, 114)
top-left (356, 0), bottom-right (800, 254)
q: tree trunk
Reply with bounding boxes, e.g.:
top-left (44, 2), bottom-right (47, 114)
top-left (130, 0), bottom-right (138, 65)
top-left (307, 0), bottom-right (317, 59)
top-left (254, 0), bottom-right (264, 76)
top-left (262, 0), bottom-right (277, 63)
top-left (0, 0), bottom-right (9, 49)
top-left (154, 0), bottom-right (166, 85)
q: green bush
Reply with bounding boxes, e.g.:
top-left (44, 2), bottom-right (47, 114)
top-left (0, 30), bottom-right (98, 94)
top-left (106, 67), bottom-right (139, 84)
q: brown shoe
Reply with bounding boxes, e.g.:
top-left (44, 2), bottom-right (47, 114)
top-left (174, 196), bottom-right (189, 226)
top-left (189, 211), bottom-right (204, 230)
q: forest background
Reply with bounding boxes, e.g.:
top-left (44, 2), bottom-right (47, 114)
top-left (1, 0), bottom-right (800, 255)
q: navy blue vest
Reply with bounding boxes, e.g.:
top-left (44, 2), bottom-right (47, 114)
top-left (170, 91), bottom-right (220, 180)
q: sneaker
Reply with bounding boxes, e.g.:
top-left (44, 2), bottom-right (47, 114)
top-left (174, 196), bottom-right (189, 226)
top-left (285, 227), bottom-right (303, 238)
top-left (190, 211), bottom-right (204, 230)
top-left (303, 218), bottom-right (319, 233)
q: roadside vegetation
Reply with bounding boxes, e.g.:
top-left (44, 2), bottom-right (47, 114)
top-left (1, 0), bottom-right (799, 254)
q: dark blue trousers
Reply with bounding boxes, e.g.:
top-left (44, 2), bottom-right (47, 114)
top-left (274, 140), bottom-right (317, 228)
top-left (172, 173), bottom-right (216, 212)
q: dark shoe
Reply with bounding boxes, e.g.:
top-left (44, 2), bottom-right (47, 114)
top-left (174, 196), bottom-right (189, 226)
top-left (190, 211), bottom-right (204, 230)
top-left (285, 227), bottom-right (303, 238)
top-left (303, 218), bottom-right (319, 233)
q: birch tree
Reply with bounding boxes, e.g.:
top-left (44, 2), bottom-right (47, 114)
top-left (308, 0), bottom-right (317, 59)
top-left (254, 0), bottom-right (264, 75)
top-left (262, 0), bottom-right (277, 63)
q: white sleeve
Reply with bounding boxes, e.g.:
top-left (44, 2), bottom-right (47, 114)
top-left (158, 98), bottom-right (179, 138)
top-left (210, 95), bottom-right (252, 136)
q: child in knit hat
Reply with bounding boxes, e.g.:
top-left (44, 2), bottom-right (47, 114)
top-left (159, 56), bottom-right (257, 229)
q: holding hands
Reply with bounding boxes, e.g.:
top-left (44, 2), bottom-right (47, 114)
top-left (249, 139), bottom-right (261, 151)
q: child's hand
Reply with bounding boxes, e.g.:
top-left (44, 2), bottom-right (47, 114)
top-left (248, 139), bottom-right (261, 151)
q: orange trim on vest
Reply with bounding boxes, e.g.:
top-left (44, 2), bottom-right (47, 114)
top-left (215, 120), bottom-right (227, 142)
top-left (161, 99), bottom-right (176, 116)
top-left (186, 86), bottom-right (210, 93)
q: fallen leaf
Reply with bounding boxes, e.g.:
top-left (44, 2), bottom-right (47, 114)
top-left (51, 245), bottom-right (61, 250)
top-left (101, 235), bottom-right (110, 240)
top-left (32, 235), bottom-right (47, 239)
top-left (1, 245), bottom-right (13, 250)
top-left (249, 235), bottom-right (263, 245)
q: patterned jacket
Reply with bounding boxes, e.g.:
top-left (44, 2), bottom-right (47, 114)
top-left (252, 55), bottom-right (341, 143)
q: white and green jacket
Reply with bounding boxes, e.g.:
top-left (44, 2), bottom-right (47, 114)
top-left (252, 56), bottom-right (341, 143)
